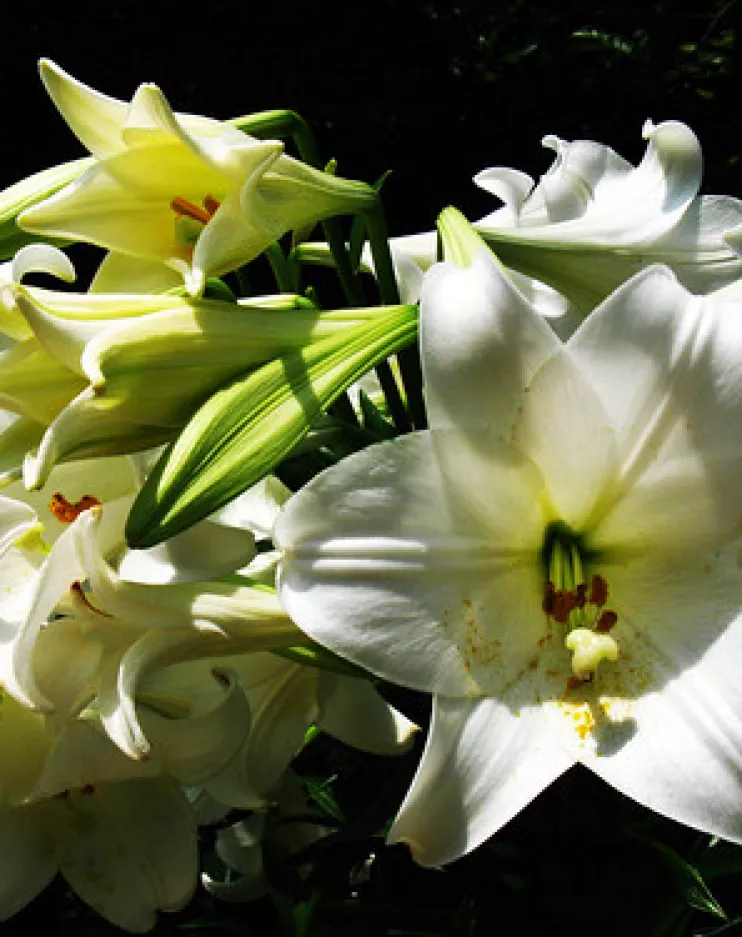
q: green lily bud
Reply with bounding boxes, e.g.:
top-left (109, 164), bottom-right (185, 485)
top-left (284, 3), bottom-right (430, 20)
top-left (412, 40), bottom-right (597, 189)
top-left (14, 285), bottom-right (393, 488)
top-left (126, 303), bottom-right (418, 547)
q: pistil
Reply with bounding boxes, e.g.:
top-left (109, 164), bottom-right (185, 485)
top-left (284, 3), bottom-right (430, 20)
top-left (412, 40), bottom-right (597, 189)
top-left (541, 521), bottom-right (620, 683)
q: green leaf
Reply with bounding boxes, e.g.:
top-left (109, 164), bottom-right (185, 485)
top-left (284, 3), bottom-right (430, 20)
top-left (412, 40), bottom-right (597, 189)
top-left (648, 841), bottom-right (727, 921)
top-left (302, 776), bottom-right (344, 822)
top-left (126, 303), bottom-right (418, 547)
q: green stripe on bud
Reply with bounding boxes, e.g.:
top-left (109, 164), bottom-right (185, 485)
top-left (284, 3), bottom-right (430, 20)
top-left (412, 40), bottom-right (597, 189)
top-left (438, 206), bottom-right (503, 270)
top-left (126, 303), bottom-right (418, 548)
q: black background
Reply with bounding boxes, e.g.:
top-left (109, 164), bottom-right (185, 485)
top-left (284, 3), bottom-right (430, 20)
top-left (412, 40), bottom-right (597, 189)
top-left (3, 0), bottom-right (742, 238)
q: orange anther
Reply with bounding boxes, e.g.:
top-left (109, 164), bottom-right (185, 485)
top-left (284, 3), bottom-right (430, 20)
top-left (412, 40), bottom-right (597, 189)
top-left (170, 196), bottom-right (212, 225)
top-left (49, 493), bottom-right (101, 524)
top-left (203, 194), bottom-right (221, 216)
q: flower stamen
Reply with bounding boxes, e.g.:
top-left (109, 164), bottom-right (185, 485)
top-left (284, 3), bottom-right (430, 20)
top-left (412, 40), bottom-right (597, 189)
top-left (49, 492), bottom-right (101, 524)
top-left (541, 522), bottom-right (620, 683)
top-left (170, 195), bottom-right (220, 225)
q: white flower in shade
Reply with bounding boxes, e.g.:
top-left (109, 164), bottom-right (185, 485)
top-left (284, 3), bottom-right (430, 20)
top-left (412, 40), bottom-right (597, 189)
top-left (0, 454), bottom-right (297, 758)
top-left (0, 697), bottom-right (197, 933)
top-left (18, 60), bottom-right (375, 297)
top-left (150, 649), bottom-right (417, 812)
top-left (199, 771), bottom-right (333, 903)
top-left (275, 217), bottom-right (742, 866)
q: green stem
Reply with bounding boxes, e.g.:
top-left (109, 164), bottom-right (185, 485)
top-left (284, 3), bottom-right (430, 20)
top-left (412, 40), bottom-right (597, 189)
top-left (235, 109), bottom-right (373, 427)
top-left (328, 392), bottom-right (360, 428)
top-left (374, 360), bottom-right (410, 433)
top-left (364, 203), bottom-right (427, 430)
top-left (264, 242), bottom-right (296, 293)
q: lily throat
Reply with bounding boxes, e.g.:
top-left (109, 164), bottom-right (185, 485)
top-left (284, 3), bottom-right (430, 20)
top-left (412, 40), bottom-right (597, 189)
top-left (541, 521), bottom-right (619, 682)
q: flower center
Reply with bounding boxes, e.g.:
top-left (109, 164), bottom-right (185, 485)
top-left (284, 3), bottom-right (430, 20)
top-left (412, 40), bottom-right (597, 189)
top-left (170, 195), bottom-right (221, 252)
top-left (541, 521), bottom-right (619, 684)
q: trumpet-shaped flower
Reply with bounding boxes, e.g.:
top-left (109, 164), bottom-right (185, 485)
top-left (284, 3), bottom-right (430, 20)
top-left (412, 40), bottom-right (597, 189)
top-left (141, 647), bottom-right (417, 812)
top-left (381, 121), bottom-right (742, 316)
top-left (276, 221), bottom-right (742, 866)
top-left (18, 61), bottom-right (375, 296)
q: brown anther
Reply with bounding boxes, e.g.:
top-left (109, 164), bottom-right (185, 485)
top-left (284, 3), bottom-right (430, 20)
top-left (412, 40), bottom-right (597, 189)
top-left (567, 676), bottom-right (585, 691)
top-left (203, 194), bottom-right (221, 216)
top-left (595, 610), bottom-right (618, 633)
top-left (552, 589), bottom-right (578, 625)
top-left (589, 574), bottom-right (609, 608)
top-left (575, 582), bottom-right (587, 609)
top-left (542, 581), bottom-right (555, 617)
top-left (170, 196), bottom-right (212, 225)
top-left (49, 492), bottom-right (101, 524)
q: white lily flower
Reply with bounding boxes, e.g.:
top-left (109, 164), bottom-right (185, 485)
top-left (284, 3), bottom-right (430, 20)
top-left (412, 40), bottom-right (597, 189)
top-left (0, 242), bottom-right (75, 340)
top-left (0, 698), bottom-right (197, 932)
top-left (18, 60), bottom-right (375, 297)
top-left (368, 121), bottom-right (742, 319)
top-left (168, 650), bottom-right (418, 810)
top-left (276, 219), bottom-right (742, 865)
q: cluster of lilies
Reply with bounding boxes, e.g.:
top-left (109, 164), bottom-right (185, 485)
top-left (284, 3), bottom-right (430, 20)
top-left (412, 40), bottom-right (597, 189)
top-left (0, 58), bottom-right (740, 930)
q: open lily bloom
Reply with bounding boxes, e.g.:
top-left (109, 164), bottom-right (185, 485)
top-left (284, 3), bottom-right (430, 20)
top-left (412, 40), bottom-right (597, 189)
top-left (18, 61), bottom-right (375, 296)
top-left (383, 121), bottom-right (742, 316)
top-left (0, 699), bottom-right (197, 932)
top-left (276, 222), bottom-right (742, 866)
top-left (0, 451), bottom-right (303, 721)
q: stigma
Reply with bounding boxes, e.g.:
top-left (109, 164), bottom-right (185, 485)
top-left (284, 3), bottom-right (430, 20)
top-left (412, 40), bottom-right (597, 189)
top-left (565, 628), bottom-right (619, 680)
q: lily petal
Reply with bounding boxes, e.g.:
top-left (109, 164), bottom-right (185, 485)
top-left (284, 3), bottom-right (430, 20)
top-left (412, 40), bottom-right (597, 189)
top-left (388, 695), bottom-right (574, 867)
top-left (58, 777), bottom-right (197, 932)
top-left (277, 432), bottom-right (546, 697)
top-left (316, 673), bottom-right (418, 754)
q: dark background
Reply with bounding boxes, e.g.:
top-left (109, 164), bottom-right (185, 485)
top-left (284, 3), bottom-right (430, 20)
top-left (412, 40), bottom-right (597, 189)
top-left (3, 0), bottom-right (741, 237)
top-left (2, 2), bottom-right (742, 935)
